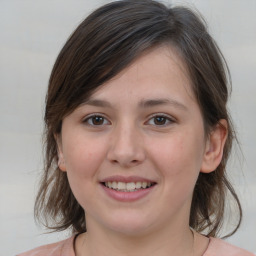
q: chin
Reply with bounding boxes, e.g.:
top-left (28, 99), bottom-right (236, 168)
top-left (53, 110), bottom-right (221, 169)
top-left (104, 214), bottom-right (154, 236)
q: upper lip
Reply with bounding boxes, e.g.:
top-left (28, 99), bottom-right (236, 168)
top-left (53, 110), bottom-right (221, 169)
top-left (100, 175), bottom-right (156, 183)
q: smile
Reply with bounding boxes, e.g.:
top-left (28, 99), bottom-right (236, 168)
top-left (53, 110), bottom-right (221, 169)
top-left (104, 181), bottom-right (155, 192)
top-left (100, 176), bottom-right (157, 201)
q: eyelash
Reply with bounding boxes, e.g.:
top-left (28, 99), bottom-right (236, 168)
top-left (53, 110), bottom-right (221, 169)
top-left (147, 114), bottom-right (175, 127)
top-left (82, 113), bottom-right (175, 127)
top-left (83, 114), bottom-right (111, 126)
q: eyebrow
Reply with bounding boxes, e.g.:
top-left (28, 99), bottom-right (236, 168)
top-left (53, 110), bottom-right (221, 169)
top-left (139, 98), bottom-right (188, 111)
top-left (83, 98), bottom-right (188, 111)
top-left (82, 99), bottom-right (112, 108)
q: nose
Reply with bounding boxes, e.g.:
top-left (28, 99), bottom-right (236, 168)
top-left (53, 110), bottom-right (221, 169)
top-left (107, 122), bottom-right (146, 168)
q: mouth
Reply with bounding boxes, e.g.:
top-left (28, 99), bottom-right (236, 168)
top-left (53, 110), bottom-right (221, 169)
top-left (100, 176), bottom-right (157, 202)
top-left (101, 181), bottom-right (156, 192)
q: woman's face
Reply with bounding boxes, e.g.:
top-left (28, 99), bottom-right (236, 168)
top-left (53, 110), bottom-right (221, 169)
top-left (57, 46), bottom-right (212, 235)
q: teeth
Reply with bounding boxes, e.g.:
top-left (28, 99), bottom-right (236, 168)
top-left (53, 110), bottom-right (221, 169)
top-left (135, 182), bottom-right (141, 189)
top-left (126, 182), bottom-right (136, 190)
top-left (104, 181), bottom-right (154, 191)
top-left (112, 181), bottom-right (117, 189)
top-left (117, 182), bottom-right (126, 190)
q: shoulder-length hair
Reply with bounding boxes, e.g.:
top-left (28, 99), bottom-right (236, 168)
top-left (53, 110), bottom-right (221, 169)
top-left (35, 0), bottom-right (242, 237)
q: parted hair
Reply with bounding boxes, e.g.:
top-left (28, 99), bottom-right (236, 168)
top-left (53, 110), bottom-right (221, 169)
top-left (35, 0), bottom-right (242, 237)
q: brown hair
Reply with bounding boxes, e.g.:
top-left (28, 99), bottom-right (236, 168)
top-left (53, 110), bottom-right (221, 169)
top-left (35, 0), bottom-right (242, 237)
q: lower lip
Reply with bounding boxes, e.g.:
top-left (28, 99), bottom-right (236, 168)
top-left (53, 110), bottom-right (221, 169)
top-left (101, 184), bottom-right (155, 202)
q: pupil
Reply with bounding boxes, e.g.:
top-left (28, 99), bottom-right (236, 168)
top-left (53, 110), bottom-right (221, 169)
top-left (155, 117), bottom-right (166, 125)
top-left (93, 116), bottom-right (103, 125)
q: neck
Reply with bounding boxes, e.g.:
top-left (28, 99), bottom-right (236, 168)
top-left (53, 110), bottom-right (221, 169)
top-left (76, 219), bottom-right (194, 256)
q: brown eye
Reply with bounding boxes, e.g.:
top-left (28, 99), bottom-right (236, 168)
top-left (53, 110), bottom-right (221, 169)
top-left (147, 115), bottom-right (174, 126)
top-left (92, 116), bottom-right (104, 125)
top-left (84, 115), bottom-right (110, 126)
top-left (154, 116), bottom-right (167, 125)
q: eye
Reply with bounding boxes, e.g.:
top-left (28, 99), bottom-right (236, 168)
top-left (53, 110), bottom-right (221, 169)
top-left (83, 115), bottom-right (110, 126)
top-left (147, 114), bottom-right (174, 126)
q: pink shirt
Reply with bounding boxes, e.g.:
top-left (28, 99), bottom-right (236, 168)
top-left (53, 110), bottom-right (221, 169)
top-left (17, 235), bottom-right (254, 256)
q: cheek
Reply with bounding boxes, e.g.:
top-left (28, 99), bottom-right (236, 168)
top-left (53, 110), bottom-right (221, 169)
top-left (148, 131), bottom-right (204, 181)
top-left (62, 135), bottom-right (107, 180)
top-left (62, 136), bottom-right (108, 209)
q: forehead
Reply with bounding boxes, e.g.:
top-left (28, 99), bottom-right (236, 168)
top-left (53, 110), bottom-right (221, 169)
top-left (89, 45), bottom-right (195, 105)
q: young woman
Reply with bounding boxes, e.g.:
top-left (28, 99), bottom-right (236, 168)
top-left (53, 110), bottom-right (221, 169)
top-left (18, 1), bottom-right (254, 255)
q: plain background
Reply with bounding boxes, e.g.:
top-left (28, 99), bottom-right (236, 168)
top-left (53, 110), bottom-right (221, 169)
top-left (0, 0), bottom-right (255, 255)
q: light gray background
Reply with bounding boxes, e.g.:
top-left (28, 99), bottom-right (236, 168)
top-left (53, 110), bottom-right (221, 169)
top-left (0, 0), bottom-right (255, 255)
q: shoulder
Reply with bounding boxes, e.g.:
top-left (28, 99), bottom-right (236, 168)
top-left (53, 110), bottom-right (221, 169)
top-left (17, 235), bottom-right (76, 256)
top-left (204, 237), bottom-right (254, 256)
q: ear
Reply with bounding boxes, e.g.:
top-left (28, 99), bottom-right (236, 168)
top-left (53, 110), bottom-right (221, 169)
top-left (200, 119), bottom-right (228, 173)
top-left (55, 133), bottom-right (67, 172)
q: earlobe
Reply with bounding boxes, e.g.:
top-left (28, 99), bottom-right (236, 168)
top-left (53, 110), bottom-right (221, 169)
top-left (58, 156), bottom-right (67, 172)
top-left (55, 133), bottom-right (67, 172)
top-left (201, 119), bottom-right (228, 173)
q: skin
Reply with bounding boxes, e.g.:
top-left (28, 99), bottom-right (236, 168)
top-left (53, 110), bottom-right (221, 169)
top-left (57, 46), bottom-right (227, 256)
